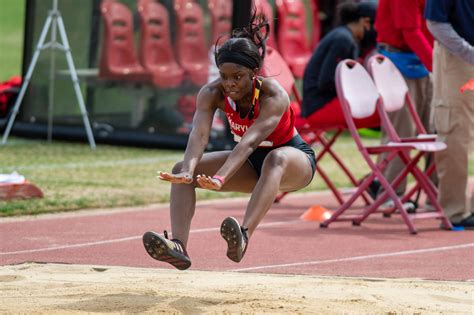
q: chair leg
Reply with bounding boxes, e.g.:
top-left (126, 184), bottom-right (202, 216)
top-left (321, 173), bottom-right (376, 227)
top-left (354, 189), bottom-right (391, 223)
top-left (411, 176), bottom-right (451, 230)
top-left (398, 152), bottom-right (452, 230)
top-left (374, 173), bottom-right (418, 234)
top-left (405, 162), bottom-right (437, 207)
top-left (353, 153), bottom-right (418, 234)
top-left (381, 152), bottom-right (424, 216)
top-left (316, 165), bottom-right (345, 205)
top-left (274, 191), bottom-right (288, 203)
top-left (318, 130), bottom-right (371, 205)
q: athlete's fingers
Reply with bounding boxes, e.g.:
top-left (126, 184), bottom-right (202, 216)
top-left (196, 175), bottom-right (210, 188)
top-left (158, 171), bottom-right (192, 184)
top-left (158, 172), bottom-right (178, 182)
top-left (196, 174), bottom-right (221, 190)
top-left (157, 171), bottom-right (172, 181)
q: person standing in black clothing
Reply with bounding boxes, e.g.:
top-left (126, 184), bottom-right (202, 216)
top-left (301, 2), bottom-right (378, 127)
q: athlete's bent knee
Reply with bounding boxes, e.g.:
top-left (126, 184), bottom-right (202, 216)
top-left (263, 150), bottom-right (288, 170)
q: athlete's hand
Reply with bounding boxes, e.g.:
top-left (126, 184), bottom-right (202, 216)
top-left (157, 171), bottom-right (193, 184)
top-left (196, 174), bottom-right (223, 191)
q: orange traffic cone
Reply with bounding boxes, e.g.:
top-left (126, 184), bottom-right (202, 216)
top-left (300, 205), bottom-right (334, 222)
top-left (460, 79), bottom-right (474, 93)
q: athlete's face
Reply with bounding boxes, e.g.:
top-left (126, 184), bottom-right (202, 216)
top-left (218, 63), bottom-right (256, 101)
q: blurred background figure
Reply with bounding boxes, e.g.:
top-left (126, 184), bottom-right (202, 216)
top-left (425, 0), bottom-right (474, 229)
top-left (301, 1), bottom-right (378, 127)
top-left (375, 0), bottom-right (435, 202)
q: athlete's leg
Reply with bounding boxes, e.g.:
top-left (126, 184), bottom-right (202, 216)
top-left (170, 151), bottom-right (258, 245)
top-left (242, 147), bottom-right (313, 236)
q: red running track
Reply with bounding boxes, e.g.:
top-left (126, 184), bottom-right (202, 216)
top-left (1, 190), bottom-right (473, 281)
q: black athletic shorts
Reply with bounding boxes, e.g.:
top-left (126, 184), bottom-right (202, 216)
top-left (247, 134), bottom-right (317, 178)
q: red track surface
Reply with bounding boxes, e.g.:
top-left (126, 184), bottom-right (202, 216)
top-left (1, 189), bottom-right (473, 281)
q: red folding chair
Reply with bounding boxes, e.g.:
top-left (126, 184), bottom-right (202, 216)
top-left (309, 0), bottom-right (321, 50)
top-left (368, 54), bottom-right (438, 214)
top-left (174, 0), bottom-right (209, 85)
top-left (208, 0), bottom-right (232, 46)
top-left (99, 0), bottom-right (151, 82)
top-left (254, 0), bottom-right (277, 49)
top-left (0, 76), bottom-right (21, 118)
top-left (321, 59), bottom-right (452, 234)
top-left (261, 47), bottom-right (369, 205)
top-left (137, 0), bottom-right (184, 88)
top-left (275, 0), bottom-right (312, 78)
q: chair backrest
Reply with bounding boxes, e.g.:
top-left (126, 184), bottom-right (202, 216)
top-left (174, 0), bottom-right (207, 61)
top-left (100, 0), bottom-right (140, 70)
top-left (174, 0), bottom-right (209, 84)
top-left (254, 0), bottom-right (277, 48)
top-left (260, 47), bottom-right (302, 114)
top-left (260, 47), bottom-right (295, 95)
top-left (336, 59), bottom-right (379, 120)
top-left (208, 0), bottom-right (233, 46)
top-left (275, 0), bottom-right (311, 59)
top-left (367, 54), bottom-right (408, 113)
top-left (368, 54), bottom-right (427, 134)
top-left (335, 59), bottom-right (380, 152)
top-left (309, 0), bottom-right (321, 49)
top-left (137, 0), bottom-right (176, 69)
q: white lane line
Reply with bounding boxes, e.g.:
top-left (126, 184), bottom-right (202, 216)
top-left (0, 219), bottom-right (300, 256)
top-left (231, 243), bottom-right (474, 272)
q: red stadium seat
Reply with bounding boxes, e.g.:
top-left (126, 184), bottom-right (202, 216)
top-left (309, 0), bottom-right (321, 49)
top-left (275, 0), bottom-right (312, 78)
top-left (254, 0), bottom-right (277, 49)
top-left (208, 0), bottom-right (233, 46)
top-left (99, 0), bottom-right (151, 82)
top-left (137, 0), bottom-right (184, 88)
top-left (0, 76), bottom-right (21, 118)
top-left (174, 0), bottom-right (209, 85)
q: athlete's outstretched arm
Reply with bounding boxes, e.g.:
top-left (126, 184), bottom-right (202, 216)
top-left (158, 85), bottom-right (217, 183)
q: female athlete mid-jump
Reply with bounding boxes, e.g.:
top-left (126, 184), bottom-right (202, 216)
top-left (143, 12), bottom-right (316, 270)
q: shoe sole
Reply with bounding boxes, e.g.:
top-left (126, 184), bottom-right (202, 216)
top-left (142, 231), bottom-right (191, 270)
top-left (220, 217), bottom-right (244, 263)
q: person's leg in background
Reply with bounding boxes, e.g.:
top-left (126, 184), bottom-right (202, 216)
top-left (411, 73), bottom-right (439, 206)
top-left (379, 74), bottom-right (432, 198)
top-left (432, 42), bottom-right (474, 226)
top-left (470, 94), bottom-right (474, 216)
top-left (380, 97), bottom-right (413, 197)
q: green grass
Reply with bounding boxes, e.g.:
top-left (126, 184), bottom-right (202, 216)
top-left (0, 134), bottom-right (370, 216)
top-left (0, 0), bottom-right (25, 81)
top-left (3, 134), bottom-right (472, 217)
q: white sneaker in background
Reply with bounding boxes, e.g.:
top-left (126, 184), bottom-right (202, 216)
top-left (380, 199), bottom-right (416, 213)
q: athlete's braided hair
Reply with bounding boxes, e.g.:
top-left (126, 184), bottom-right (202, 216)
top-left (214, 10), bottom-right (270, 69)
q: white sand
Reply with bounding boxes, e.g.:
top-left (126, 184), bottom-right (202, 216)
top-left (0, 263), bottom-right (472, 314)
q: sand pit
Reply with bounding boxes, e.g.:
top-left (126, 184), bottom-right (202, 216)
top-left (0, 263), bottom-right (472, 314)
